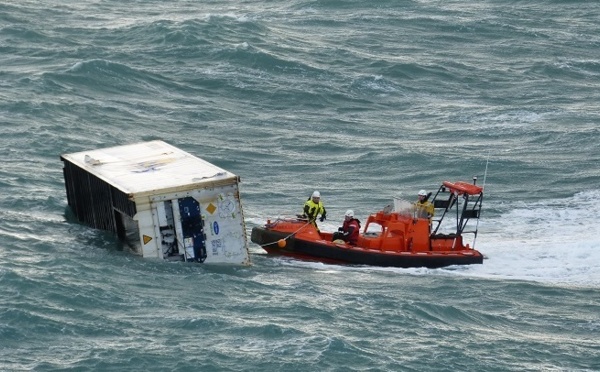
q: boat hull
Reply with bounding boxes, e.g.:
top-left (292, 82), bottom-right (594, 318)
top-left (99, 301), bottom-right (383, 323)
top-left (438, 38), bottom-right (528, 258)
top-left (251, 226), bottom-right (483, 268)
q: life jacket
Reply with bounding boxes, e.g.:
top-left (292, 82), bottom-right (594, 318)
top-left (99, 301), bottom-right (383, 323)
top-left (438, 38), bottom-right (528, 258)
top-left (303, 198), bottom-right (326, 222)
top-left (342, 218), bottom-right (361, 245)
top-left (414, 200), bottom-right (434, 219)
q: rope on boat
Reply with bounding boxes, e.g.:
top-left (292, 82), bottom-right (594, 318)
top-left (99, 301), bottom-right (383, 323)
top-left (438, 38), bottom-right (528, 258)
top-left (260, 219), bottom-right (312, 247)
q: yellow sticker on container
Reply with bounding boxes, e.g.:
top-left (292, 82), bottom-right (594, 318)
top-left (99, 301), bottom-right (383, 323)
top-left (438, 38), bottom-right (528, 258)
top-left (143, 235), bottom-right (152, 245)
top-left (206, 203), bottom-right (217, 215)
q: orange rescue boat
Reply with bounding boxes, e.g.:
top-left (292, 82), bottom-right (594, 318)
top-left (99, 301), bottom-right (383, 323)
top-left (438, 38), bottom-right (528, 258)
top-left (251, 179), bottom-right (485, 268)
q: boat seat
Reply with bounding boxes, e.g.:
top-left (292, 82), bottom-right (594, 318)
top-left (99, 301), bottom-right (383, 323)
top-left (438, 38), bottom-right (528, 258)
top-left (433, 199), bottom-right (450, 208)
top-left (357, 235), bottom-right (380, 249)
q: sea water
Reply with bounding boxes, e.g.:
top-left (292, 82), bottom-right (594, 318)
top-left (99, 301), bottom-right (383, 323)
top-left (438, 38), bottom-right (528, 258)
top-left (1, 1), bottom-right (599, 371)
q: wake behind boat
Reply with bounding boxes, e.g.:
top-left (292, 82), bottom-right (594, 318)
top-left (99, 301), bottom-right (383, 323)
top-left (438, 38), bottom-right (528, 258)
top-left (251, 179), bottom-right (485, 268)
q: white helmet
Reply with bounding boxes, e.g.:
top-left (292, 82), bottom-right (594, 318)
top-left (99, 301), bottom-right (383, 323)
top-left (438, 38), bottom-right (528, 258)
top-left (418, 189), bottom-right (427, 196)
top-left (312, 191), bottom-right (321, 198)
top-left (345, 209), bottom-right (354, 218)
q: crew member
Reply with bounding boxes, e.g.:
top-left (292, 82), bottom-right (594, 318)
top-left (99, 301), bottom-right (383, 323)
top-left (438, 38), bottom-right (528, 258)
top-left (303, 190), bottom-right (326, 228)
top-left (414, 189), bottom-right (434, 219)
top-left (332, 209), bottom-right (361, 245)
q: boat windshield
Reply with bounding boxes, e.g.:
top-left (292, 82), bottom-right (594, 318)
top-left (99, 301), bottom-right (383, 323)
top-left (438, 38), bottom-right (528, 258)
top-left (393, 197), bottom-right (413, 216)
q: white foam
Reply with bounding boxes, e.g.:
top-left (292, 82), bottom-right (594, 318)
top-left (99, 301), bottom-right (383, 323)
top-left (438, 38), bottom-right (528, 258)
top-left (463, 190), bottom-right (600, 287)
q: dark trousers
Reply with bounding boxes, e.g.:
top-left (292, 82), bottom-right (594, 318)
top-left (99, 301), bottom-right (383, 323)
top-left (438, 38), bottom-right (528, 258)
top-left (332, 232), bottom-right (345, 241)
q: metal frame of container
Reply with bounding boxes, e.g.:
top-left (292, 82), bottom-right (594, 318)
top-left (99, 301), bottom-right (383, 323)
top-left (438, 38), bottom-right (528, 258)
top-left (60, 140), bottom-right (250, 265)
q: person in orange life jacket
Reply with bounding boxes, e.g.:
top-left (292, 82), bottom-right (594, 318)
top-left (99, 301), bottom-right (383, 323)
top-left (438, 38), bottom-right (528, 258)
top-left (414, 189), bottom-right (434, 219)
top-left (332, 209), bottom-right (361, 245)
top-left (303, 190), bottom-right (326, 228)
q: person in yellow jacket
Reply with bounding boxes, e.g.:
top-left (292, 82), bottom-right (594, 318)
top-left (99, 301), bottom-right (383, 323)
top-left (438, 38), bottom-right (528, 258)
top-left (303, 190), bottom-right (327, 228)
top-left (414, 189), bottom-right (434, 219)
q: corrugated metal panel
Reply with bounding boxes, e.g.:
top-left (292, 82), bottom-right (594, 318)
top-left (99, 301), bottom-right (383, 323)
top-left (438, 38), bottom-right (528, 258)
top-left (62, 158), bottom-right (136, 232)
top-left (111, 187), bottom-right (136, 218)
top-left (60, 140), bottom-right (238, 198)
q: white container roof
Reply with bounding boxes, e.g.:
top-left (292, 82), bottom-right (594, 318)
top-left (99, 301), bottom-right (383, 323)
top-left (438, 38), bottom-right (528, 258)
top-left (61, 140), bottom-right (239, 196)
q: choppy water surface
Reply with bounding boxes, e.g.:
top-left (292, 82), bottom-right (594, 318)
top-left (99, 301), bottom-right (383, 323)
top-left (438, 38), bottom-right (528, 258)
top-left (1, 0), bottom-right (599, 370)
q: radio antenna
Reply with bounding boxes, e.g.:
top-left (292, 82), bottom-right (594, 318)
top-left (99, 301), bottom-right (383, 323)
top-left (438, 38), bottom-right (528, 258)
top-left (482, 151), bottom-right (490, 192)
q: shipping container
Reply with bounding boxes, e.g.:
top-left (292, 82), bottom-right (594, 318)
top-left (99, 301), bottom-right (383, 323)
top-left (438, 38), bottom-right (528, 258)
top-left (60, 140), bottom-right (250, 265)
